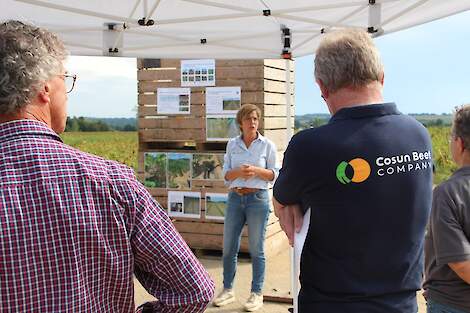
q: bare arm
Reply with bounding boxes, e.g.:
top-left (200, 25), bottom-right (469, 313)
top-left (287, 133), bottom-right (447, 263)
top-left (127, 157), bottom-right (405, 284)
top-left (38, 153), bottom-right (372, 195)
top-left (273, 197), bottom-right (303, 246)
top-left (449, 260), bottom-right (470, 284)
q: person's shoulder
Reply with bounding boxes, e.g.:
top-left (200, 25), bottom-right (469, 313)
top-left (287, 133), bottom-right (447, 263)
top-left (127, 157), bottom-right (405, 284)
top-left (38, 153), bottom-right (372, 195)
top-left (391, 111), bottom-right (428, 132)
top-left (290, 125), bottom-right (329, 146)
top-left (435, 169), bottom-right (470, 196)
top-left (259, 134), bottom-right (277, 149)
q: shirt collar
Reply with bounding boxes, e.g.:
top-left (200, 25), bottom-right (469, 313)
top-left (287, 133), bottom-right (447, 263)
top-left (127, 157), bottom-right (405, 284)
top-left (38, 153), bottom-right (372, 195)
top-left (452, 165), bottom-right (470, 178)
top-left (236, 131), bottom-right (265, 144)
top-left (329, 102), bottom-right (400, 123)
top-left (0, 119), bottom-right (63, 143)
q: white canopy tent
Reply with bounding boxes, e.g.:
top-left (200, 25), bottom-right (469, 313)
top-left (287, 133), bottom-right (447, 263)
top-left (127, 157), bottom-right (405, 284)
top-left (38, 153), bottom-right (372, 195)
top-left (3, 1), bottom-right (469, 311)
top-left (2, 0), bottom-right (470, 59)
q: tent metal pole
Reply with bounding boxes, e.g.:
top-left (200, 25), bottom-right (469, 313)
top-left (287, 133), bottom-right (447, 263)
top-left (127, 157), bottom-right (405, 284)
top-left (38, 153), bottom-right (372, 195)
top-left (125, 41), bottom-right (278, 55)
top-left (157, 12), bottom-right (256, 25)
top-left (285, 58), bottom-right (297, 313)
top-left (143, 0), bottom-right (148, 17)
top-left (180, 0), bottom-right (256, 13)
top-left (384, 6), bottom-right (470, 35)
top-left (381, 0), bottom-right (429, 27)
top-left (146, 0), bottom-right (163, 21)
top-left (275, 14), bottom-right (355, 28)
top-left (65, 42), bottom-right (102, 51)
top-left (128, 0), bottom-right (143, 20)
top-left (16, 0), bottom-right (137, 24)
top-left (292, 4), bottom-right (367, 52)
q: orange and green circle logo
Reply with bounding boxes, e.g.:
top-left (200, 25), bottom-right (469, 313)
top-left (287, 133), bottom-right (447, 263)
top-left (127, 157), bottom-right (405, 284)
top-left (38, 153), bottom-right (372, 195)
top-left (336, 158), bottom-right (371, 184)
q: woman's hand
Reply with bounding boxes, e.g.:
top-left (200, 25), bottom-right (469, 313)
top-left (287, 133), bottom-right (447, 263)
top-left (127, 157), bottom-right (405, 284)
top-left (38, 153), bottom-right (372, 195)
top-left (240, 164), bottom-right (257, 179)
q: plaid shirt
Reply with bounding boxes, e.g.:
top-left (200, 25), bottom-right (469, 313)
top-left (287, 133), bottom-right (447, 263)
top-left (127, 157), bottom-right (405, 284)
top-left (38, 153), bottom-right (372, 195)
top-left (0, 120), bottom-right (214, 312)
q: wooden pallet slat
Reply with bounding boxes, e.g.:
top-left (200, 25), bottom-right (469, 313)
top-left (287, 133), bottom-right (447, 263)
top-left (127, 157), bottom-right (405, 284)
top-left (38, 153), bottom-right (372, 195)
top-left (137, 58), bottom-right (293, 254)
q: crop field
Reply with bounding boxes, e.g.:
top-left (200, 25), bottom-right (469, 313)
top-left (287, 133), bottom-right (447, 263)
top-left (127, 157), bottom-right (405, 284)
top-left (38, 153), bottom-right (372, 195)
top-left (60, 126), bottom-right (455, 185)
top-left (60, 131), bottom-right (138, 171)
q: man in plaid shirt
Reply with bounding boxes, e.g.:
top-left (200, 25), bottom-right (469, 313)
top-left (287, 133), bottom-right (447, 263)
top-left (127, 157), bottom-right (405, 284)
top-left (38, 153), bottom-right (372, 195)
top-left (0, 20), bottom-right (214, 312)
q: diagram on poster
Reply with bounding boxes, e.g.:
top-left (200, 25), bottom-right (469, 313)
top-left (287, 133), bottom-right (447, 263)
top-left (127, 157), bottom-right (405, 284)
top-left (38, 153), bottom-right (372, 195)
top-left (205, 193), bottom-right (228, 220)
top-left (206, 115), bottom-right (239, 141)
top-left (192, 154), bottom-right (224, 180)
top-left (168, 153), bottom-right (192, 189)
top-left (144, 152), bottom-right (167, 188)
top-left (181, 59), bottom-right (215, 87)
top-left (157, 88), bottom-right (190, 114)
top-left (168, 191), bottom-right (201, 218)
top-left (206, 87), bottom-right (241, 114)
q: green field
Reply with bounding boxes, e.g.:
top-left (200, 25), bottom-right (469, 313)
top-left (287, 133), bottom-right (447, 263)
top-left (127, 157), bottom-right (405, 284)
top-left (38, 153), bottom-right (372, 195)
top-left (60, 131), bottom-right (138, 170)
top-left (61, 127), bottom-right (455, 185)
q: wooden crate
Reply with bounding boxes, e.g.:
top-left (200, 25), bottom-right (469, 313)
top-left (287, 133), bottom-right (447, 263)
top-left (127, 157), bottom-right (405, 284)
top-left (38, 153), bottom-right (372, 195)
top-left (137, 58), bottom-right (294, 255)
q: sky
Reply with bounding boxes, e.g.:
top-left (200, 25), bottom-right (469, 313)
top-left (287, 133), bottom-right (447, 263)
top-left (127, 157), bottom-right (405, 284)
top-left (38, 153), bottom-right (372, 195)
top-left (66, 10), bottom-right (470, 118)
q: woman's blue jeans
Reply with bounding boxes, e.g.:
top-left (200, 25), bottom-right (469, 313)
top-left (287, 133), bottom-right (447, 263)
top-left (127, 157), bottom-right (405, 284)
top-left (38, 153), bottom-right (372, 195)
top-left (222, 189), bottom-right (270, 293)
top-left (427, 299), bottom-right (468, 313)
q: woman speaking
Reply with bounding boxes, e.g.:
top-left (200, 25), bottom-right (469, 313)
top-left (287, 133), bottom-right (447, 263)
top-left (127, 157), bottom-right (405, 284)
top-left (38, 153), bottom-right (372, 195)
top-left (213, 104), bottom-right (278, 312)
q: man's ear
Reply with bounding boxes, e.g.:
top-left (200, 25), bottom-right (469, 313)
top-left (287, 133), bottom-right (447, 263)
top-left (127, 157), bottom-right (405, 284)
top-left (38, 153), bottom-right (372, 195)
top-left (37, 83), bottom-right (51, 105)
top-left (456, 137), bottom-right (466, 154)
top-left (316, 79), bottom-right (329, 99)
top-left (380, 72), bottom-right (385, 86)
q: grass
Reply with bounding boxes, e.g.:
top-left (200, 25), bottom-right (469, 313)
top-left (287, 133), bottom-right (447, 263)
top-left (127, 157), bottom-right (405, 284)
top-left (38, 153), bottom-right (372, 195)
top-left (60, 127), bottom-right (456, 185)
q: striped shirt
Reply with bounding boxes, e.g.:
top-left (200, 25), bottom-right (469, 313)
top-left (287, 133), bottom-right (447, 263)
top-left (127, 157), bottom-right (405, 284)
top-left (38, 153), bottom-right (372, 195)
top-left (0, 120), bottom-right (214, 312)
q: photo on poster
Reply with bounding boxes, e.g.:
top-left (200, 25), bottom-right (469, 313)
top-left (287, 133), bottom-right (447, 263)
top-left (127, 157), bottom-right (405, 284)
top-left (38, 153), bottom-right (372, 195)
top-left (144, 152), bottom-right (167, 188)
top-left (168, 153), bottom-right (192, 189)
top-left (192, 153), bottom-right (224, 180)
top-left (181, 59), bottom-right (216, 87)
top-left (205, 193), bottom-right (228, 220)
top-left (206, 87), bottom-right (241, 114)
top-left (157, 88), bottom-right (191, 114)
top-left (206, 115), bottom-right (239, 141)
top-left (168, 191), bottom-right (201, 218)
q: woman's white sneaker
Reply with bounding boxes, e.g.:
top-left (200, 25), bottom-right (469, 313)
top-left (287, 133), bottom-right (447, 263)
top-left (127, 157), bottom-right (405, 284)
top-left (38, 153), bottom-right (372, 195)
top-left (244, 292), bottom-right (263, 312)
top-left (213, 289), bottom-right (235, 307)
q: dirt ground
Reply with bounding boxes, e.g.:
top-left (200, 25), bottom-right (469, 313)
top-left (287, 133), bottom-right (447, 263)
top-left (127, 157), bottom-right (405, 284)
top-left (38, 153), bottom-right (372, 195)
top-left (134, 247), bottom-right (427, 313)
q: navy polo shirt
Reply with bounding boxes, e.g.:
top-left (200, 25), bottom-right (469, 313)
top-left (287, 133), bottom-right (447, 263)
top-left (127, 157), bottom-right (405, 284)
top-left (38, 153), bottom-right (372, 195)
top-left (274, 103), bottom-right (433, 313)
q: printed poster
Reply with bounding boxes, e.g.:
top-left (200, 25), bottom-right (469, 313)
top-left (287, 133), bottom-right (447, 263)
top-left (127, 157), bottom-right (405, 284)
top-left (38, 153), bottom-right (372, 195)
top-left (206, 114), bottom-right (239, 141)
top-left (181, 59), bottom-right (215, 87)
top-left (157, 88), bottom-right (190, 114)
top-left (206, 87), bottom-right (241, 114)
top-left (168, 191), bottom-right (201, 218)
top-left (205, 193), bottom-right (228, 221)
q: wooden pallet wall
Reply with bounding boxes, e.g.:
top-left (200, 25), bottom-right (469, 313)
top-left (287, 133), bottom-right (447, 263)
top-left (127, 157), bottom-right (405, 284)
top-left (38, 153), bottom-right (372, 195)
top-left (137, 58), bottom-right (294, 255)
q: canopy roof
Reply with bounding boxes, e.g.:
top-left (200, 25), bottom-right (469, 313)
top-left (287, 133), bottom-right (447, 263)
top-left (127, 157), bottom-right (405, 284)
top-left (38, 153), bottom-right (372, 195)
top-left (3, 0), bottom-right (470, 59)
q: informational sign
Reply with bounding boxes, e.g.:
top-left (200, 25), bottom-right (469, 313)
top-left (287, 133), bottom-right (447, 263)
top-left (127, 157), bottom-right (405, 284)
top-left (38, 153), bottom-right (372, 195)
top-left (143, 152), bottom-right (167, 188)
top-left (205, 193), bottom-right (228, 221)
top-left (168, 153), bottom-right (192, 189)
top-left (192, 153), bottom-right (224, 180)
top-left (181, 59), bottom-right (216, 87)
top-left (157, 88), bottom-right (190, 114)
top-left (168, 191), bottom-right (201, 218)
top-left (206, 115), bottom-right (239, 141)
top-left (206, 86), bottom-right (241, 114)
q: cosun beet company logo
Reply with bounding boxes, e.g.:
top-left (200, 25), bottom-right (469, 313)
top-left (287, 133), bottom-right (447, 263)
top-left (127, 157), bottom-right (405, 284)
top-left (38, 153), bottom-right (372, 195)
top-left (336, 151), bottom-right (432, 184)
top-left (336, 158), bottom-right (371, 184)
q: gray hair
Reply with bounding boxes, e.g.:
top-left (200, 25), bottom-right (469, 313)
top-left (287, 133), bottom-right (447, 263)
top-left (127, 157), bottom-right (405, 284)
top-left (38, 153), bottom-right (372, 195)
top-left (314, 28), bottom-right (384, 93)
top-left (0, 20), bottom-right (67, 114)
top-left (452, 104), bottom-right (470, 150)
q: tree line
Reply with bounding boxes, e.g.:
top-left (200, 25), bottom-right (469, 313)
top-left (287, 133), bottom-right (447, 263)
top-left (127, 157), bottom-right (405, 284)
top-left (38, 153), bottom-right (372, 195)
top-left (65, 117), bottom-right (137, 132)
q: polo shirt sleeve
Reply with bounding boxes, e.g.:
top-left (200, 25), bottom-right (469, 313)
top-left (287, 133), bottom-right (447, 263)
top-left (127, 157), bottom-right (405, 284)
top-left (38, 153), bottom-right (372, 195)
top-left (431, 184), bottom-right (470, 266)
top-left (273, 133), bottom-right (306, 206)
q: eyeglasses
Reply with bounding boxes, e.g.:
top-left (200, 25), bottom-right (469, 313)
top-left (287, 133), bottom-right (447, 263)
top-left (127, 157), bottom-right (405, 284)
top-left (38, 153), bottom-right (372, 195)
top-left (59, 74), bottom-right (77, 93)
